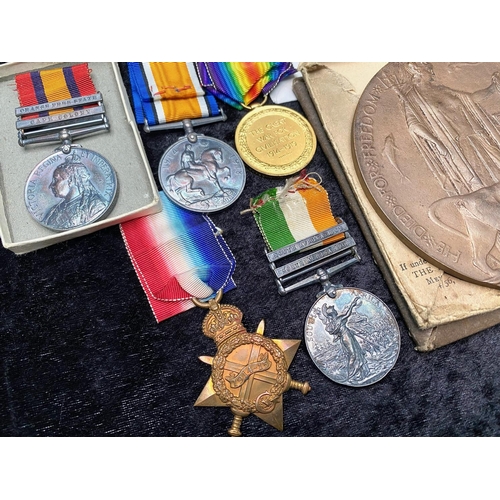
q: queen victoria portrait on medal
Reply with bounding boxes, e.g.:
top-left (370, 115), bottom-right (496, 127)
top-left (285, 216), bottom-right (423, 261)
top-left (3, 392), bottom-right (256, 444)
top-left (25, 148), bottom-right (117, 231)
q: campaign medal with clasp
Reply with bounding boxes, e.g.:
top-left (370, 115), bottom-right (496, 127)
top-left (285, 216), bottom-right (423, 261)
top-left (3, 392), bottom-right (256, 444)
top-left (246, 173), bottom-right (401, 387)
top-left (15, 64), bottom-right (118, 231)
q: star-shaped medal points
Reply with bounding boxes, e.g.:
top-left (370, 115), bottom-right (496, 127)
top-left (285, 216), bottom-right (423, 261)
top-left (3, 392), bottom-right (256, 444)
top-left (194, 296), bottom-right (310, 437)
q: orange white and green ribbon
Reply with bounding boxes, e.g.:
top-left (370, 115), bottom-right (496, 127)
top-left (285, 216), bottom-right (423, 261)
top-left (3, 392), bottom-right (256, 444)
top-left (248, 173), bottom-right (343, 251)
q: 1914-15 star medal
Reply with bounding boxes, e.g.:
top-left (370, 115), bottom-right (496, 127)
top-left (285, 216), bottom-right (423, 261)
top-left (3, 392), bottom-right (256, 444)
top-left (193, 291), bottom-right (310, 436)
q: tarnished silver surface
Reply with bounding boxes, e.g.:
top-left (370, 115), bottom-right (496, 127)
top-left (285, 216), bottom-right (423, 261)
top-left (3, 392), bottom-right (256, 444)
top-left (272, 236), bottom-right (356, 279)
top-left (25, 146), bottom-right (117, 231)
top-left (353, 62), bottom-right (500, 287)
top-left (159, 135), bottom-right (246, 212)
top-left (266, 221), bottom-right (349, 262)
top-left (304, 288), bottom-right (400, 387)
top-left (15, 92), bottom-right (103, 116)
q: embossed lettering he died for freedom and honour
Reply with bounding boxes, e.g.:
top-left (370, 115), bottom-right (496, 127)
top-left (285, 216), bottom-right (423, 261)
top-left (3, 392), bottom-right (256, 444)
top-left (353, 62), bottom-right (500, 288)
top-left (235, 105), bottom-right (317, 177)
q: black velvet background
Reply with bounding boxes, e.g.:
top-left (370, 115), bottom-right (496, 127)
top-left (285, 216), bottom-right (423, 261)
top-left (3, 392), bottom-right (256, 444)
top-left (1, 63), bottom-right (500, 437)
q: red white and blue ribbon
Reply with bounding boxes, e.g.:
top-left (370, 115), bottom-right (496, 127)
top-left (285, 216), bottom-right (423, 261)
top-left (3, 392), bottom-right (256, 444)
top-left (120, 192), bottom-right (236, 322)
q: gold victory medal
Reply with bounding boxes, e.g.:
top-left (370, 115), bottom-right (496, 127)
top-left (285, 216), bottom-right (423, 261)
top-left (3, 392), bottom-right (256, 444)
top-left (193, 291), bottom-right (310, 436)
top-left (235, 105), bottom-right (317, 176)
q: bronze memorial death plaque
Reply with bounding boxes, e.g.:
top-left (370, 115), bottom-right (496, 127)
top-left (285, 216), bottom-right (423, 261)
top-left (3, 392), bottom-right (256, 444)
top-left (353, 62), bottom-right (500, 288)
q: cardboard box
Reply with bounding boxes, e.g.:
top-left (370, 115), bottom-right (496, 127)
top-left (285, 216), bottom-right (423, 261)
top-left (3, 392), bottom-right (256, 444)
top-left (0, 62), bottom-right (161, 254)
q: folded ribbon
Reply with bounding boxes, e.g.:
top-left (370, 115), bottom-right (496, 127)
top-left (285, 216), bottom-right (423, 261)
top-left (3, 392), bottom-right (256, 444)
top-left (249, 173), bottom-right (343, 251)
top-left (120, 191), bottom-right (236, 322)
top-left (15, 63), bottom-right (97, 117)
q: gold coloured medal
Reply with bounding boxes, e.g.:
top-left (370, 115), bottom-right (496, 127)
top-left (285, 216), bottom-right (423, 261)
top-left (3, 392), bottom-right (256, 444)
top-left (193, 290), bottom-right (310, 436)
top-left (235, 104), bottom-right (317, 176)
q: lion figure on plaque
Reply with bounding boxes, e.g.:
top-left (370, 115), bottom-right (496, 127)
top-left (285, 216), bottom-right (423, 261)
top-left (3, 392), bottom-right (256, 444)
top-left (390, 62), bottom-right (500, 283)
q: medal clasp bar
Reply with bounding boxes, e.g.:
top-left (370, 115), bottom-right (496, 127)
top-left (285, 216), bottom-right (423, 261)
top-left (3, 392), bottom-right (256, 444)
top-left (15, 93), bottom-right (109, 147)
top-left (15, 92), bottom-right (103, 117)
top-left (267, 219), bottom-right (361, 296)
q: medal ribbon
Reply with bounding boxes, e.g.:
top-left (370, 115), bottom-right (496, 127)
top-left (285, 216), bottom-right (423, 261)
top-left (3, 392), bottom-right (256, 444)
top-left (196, 62), bottom-right (297, 109)
top-left (248, 173), bottom-right (343, 251)
top-left (122, 63), bottom-right (236, 322)
top-left (127, 62), bottom-right (221, 125)
top-left (120, 192), bottom-right (236, 322)
top-left (15, 63), bottom-right (97, 117)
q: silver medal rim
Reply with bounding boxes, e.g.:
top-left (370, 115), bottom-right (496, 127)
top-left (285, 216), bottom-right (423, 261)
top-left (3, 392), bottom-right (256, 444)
top-left (24, 147), bottom-right (118, 231)
top-left (304, 287), bottom-right (401, 387)
top-left (158, 135), bottom-right (246, 213)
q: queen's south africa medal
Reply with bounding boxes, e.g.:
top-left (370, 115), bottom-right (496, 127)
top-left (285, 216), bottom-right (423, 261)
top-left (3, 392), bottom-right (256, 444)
top-left (25, 147), bottom-right (117, 231)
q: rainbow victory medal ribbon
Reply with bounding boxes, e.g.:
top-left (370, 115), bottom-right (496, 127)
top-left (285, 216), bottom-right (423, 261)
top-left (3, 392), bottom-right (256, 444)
top-left (196, 62), bottom-right (296, 109)
top-left (120, 192), bottom-right (236, 322)
top-left (127, 62), bottom-right (221, 127)
top-left (249, 173), bottom-right (343, 251)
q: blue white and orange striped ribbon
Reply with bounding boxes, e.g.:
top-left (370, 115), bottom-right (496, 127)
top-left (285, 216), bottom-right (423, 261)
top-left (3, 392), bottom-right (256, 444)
top-left (15, 63), bottom-right (97, 117)
top-left (127, 62), bottom-right (221, 125)
top-left (120, 191), bottom-right (236, 322)
top-left (248, 173), bottom-right (343, 251)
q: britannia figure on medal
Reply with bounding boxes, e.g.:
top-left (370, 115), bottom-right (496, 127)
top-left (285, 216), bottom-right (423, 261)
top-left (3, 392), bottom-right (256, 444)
top-left (318, 296), bottom-right (370, 383)
top-left (305, 288), bottom-right (400, 387)
top-left (389, 62), bottom-right (500, 283)
top-left (42, 153), bottom-right (108, 230)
